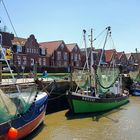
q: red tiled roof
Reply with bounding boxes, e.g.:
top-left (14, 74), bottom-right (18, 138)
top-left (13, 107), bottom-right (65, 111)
top-left (66, 43), bottom-right (77, 52)
top-left (105, 49), bottom-right (116, 62)
top-left (39, 40), bottom-right (63, 55)
top-left (12, 37), bottom-right (27, 46)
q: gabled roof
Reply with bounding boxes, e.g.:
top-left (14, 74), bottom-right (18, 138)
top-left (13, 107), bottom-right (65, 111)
top-left (12, 37), bottom-right (27, 46)
top-left (131, 53), bottom-right (140, 63)
top-left (39, 40), bottom-right (63, 55)
top-left (117, 52), bottom-right (124, 59)
top-left (66, 43), bottom-right (77, 52)
top-left (105, 49), bottom-right (116, 62)
top-left (125, 53), bottom-right (132, 60)
top-left (131, 53), bottom-right (140, 59)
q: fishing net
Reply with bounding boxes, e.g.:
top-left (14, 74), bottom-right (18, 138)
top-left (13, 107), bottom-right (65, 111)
top-left (129, 70), bottom-right (140, 83)
top-left (72, 69), bottom-right (91, 89)
top-left (96, 66), bottom-right (120, 93)
top-left (0, 84), bottom-right (37, 123)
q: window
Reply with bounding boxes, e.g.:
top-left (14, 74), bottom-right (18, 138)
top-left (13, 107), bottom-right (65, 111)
top-left (17, 45), bottom-right (22, 53)
top-left (39, 58), bottom-right (42, 66)
top-left (27, 48), bottom-right (29, 53)
top-left (30, 48), bottom-right (31, 53)
top-left (71, 53), bottom-right (73, 60)
top-left (17, 56), bottom-right (21, 65)
top-left (43, 58), bottom-right (46, 66)
top-left (74, 54), bottom-right (77, 61)
top-left (30, 58), bottom-right (34, 66)
top-left (57, 51), bottom-right (61, 60)
top-left (60, 44), bottom-right (64, 49)
top-left (23, 56), bottom-right (27, 65)
top-left (64, 52), bottom-right (68, 60)
top-left (130, 56), bottom-right (134, 64)
top-left (41, 48), bottom-right (46, 55)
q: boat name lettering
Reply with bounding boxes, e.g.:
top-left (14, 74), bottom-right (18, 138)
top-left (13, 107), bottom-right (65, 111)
top-left (82, 97), bottom-right (95, 101)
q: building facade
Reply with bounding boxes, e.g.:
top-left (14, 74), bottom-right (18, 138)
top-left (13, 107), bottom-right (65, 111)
top-left (67, 43), bottom-right (82, 67)
top-left (12, 34), bottom-right (49, 71)
top-left (40, 40), bottom-right (70, 67)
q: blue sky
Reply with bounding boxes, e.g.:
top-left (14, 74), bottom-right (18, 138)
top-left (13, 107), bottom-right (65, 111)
top-left (0, 0), bottom-right (140, 53)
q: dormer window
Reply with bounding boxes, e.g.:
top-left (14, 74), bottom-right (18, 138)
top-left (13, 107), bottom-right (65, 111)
top-left (41, 48), bottom-right (46, 55)
top-left (60, 44), bottom-right (64, 49)
top-left (17, 45), bottom-right (22, 53)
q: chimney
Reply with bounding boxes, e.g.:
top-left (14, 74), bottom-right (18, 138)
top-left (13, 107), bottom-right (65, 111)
top-left (135, 48), bottom-right (138, 53)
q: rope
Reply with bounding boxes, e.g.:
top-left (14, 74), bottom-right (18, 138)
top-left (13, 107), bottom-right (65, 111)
top-left (93, 27), bottom-right (108, 41)
top-left (1, 1), bottom-right (17, 38)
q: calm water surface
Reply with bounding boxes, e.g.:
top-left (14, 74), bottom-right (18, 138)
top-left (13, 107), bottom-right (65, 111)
top-left (26, 96), bottom-right (140, 140)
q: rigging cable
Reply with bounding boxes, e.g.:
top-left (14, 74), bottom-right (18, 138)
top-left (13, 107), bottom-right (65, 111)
top-left (1, 0), bottom-right (18, 38)
top-left (93, 27), bottom-right (108, 41)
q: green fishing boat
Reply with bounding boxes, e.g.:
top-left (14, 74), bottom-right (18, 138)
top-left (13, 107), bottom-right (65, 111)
top-left (66, 27), bottom-right (129, 114)
top-left (67, 91), bottom-right (129, 113)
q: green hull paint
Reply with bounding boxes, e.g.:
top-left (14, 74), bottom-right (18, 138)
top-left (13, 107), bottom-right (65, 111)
top-left (72, 98), bottom-right (129, 113)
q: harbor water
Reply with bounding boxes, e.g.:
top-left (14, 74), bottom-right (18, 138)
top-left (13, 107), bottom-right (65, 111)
top-left (25, 96), bottom-right (140, 140)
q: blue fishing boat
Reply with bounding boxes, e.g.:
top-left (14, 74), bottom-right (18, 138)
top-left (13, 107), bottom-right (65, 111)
top-left (0, 34), bottom-right (48, 139)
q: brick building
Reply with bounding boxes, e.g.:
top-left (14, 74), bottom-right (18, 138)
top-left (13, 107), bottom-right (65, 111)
top-left (12, 34), bottom-right (49, 71)
top-left (40, 40), bottom-right (70, 67)
top-left (66, 43), bottom-right (82, 67)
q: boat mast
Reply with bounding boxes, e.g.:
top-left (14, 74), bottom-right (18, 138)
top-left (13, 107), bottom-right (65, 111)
top-left (90, 29), bottom-right (94, 75)
top-left (98, 26), bottom-right (111, 66)
top-left (89, 29), bottom-right (96, 93)
top-left (83, 29), bottom-right (89, 70)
